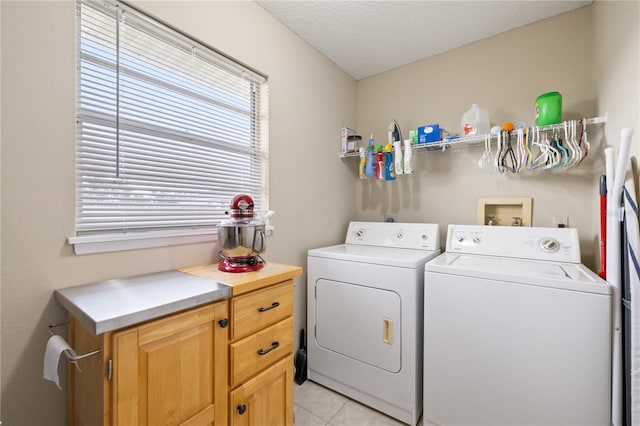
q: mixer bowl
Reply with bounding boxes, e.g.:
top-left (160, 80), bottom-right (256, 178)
top-left (218, 222), bottom-right (266, 258)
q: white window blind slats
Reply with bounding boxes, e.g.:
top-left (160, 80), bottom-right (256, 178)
top-left (116, 93), bottom-right (253, 148)
top-left (114, 158), bottom-right (261, 183)
top-left (116, 4), bottom-right (265, 85)
top-left (81, 55), bottom-right (258, 151)
top-left (81, 62), bottom-right (256, 147)
top-left (75, 0), bottom-right (268, 238)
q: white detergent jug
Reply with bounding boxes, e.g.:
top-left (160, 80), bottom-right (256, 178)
top-left (461, 104), bottom-right (490, 136)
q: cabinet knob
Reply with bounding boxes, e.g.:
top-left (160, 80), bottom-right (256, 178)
top-left (218, 318), bottom-right (229, 328)
top-left (237, 404), bottom-right (247, 415)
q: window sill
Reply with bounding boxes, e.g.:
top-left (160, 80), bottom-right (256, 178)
top-left (68, 226), bottom-right (274, 255)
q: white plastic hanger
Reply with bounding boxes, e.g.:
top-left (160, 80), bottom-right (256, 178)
top-left (478, 133), bottom-right (494, 171)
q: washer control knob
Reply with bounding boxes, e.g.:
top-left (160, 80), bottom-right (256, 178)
top-left (540, 238), bottom-right (560, 252)
top-left (457, 236), bottom-right (465, 243)
top-left (421, 234), bottom-right (429, 240)
top-left (396, 232), bottom-right (404, 239)
top-left (355, 229), bottom-right (366, 239)
top-left (473, 237), bottom-right (481, 244)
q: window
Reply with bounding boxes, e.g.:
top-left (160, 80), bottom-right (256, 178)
top-left (69, 0), bottom-right (269, 255)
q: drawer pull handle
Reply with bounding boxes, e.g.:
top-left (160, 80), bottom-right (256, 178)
top-left (257, 341), bottom-right (280, 355)
top-left (218, 318), bottom-right (229, 328)
top-left (237, 404), bottom-right (247, 415)
top-left (258, 301), bottom-right (280, 312)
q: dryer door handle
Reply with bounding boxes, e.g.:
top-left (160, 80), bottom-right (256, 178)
top-left (383, 318), bottom-right (393, 345)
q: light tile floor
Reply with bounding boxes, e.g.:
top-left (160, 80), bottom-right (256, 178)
top-left (294, 380), bottom-right (424, 426)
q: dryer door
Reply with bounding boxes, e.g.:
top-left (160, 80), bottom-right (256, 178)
top-left (314, 279), bottom-right (401, 372)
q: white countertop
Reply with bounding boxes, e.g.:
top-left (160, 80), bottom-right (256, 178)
top-left (55, 270), bottom-right (231, 335)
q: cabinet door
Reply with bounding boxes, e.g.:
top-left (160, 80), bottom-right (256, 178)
top-left (229, 354), bottom-right (293, 426)
top-left (112, 301), bottom-right (228, 426)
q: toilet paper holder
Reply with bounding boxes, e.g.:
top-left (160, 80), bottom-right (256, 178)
top-left (48, 321), bottom-right (101, 362)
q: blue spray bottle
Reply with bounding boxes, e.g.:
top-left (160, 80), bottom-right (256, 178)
top-left (365, 134), bottom-right (376, 178)
top-left (384, 144), bottom-right (395, 180)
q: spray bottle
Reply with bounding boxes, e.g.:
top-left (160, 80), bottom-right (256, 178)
top-left (358, 147), bottom-right (367, 179)
top-left (403, 139), bottom-right (413, 174)
top-left (376, 146), bottom-right (384, 180)
top-left (394, 141), bottom-right (403, 174)
top-left (365, 134), bottom-right (375, 178)
top-left (385, 144), bottom-right (396, 181)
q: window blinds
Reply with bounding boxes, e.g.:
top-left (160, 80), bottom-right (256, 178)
top-left (76, 0), bottom-right (268, 237)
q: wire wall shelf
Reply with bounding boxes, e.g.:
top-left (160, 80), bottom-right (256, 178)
top-left (339, 115), bottom-right (607, 158)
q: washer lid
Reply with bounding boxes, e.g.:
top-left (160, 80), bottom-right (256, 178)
top-left (308, 244), bottom-right (441, 268)
top-left (425, 253), bottom-right (612, 295)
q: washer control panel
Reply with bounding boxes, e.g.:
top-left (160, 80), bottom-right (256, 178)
top-left (446, 224), bottom-right (580, 263)
top-left (346, 221), bottom-right (440, 250)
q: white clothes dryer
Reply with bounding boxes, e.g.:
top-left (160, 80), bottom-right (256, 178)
top-left (307, 221), bottom-right (441, 425)
top-left (424, 224), bottom-right (613, 426)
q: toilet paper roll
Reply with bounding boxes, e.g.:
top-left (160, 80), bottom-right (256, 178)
top-left (43, 335), bottom-right (76, 390)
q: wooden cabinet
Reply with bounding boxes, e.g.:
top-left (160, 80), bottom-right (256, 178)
top-left (181, 263), bottom-right (302, 426)
top-left (228, 280), bottom-right (295, 426)
top-left (69, 301), bottom-right (229, 426)
top-left (229, 354), bottom-right (294, 426)
top-left (68, 262), bottom-right (302, 426)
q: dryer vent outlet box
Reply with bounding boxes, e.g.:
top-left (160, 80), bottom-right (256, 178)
top-left (477, 197), bottom-right (532, 227)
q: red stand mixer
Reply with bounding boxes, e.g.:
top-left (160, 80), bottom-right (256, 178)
top-left (217, 194), bottom-right (267, 272)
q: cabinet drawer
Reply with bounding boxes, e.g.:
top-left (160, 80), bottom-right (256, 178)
top-left (230, 317), bottom-right (293, 387)
top-left (231, 280), bottom-right (293, 341)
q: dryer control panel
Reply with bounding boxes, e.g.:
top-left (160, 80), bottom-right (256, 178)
top-left (345, 221), bottom-right (440, 251)
top-left (446, 224), bottom-right (581, 263)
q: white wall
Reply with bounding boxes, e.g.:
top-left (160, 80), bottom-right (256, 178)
top-left (355, 3), bottom-right (639, 269)
top-left (593, 0), bottom-right (640, 156)
top-left (0, 1), bottom-right (356, 424)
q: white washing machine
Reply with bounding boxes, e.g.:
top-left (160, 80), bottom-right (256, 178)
top-left (307, 221), bottom-right (441, 425)
top-left (424, 224), bottom-right (613, 426)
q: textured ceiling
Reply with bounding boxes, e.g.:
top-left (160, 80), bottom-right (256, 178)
top-left (257, 1), bottom-right (592, 80)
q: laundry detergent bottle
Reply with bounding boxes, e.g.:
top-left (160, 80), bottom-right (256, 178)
top-left (384, 144), bottom-right (395, 180)
top-left (403, 139), bottom-right (413, 174)
top-left (461, 103), bottom-right (490, 136)
top-left (365, 134), bottom-right (375, 178)
top-left (358, 147), bottom-right (367, 179)
top-left (535, 92), bottom-right (562, 126)
top-left (394, 141), bottom-right (403, 174)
